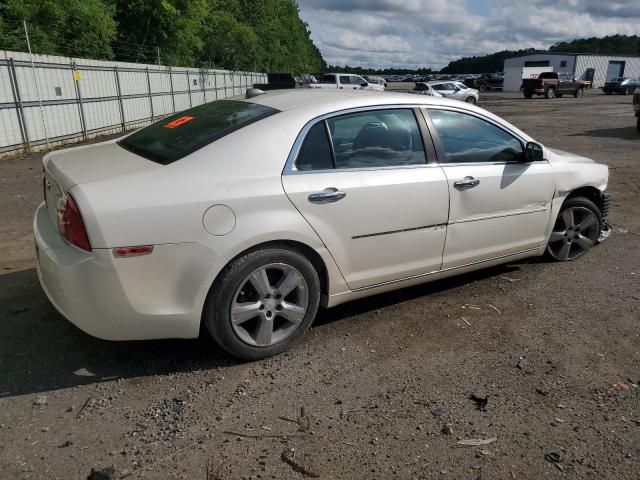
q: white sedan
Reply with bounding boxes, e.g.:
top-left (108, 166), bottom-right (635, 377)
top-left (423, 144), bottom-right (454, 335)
top-left (34, 89), bottom-right (610, 359)
top-left (430, 81), bottom-right (480, 104)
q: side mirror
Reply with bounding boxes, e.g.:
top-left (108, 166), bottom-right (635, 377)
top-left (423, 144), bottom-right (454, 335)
top-left (524, 142), bottom-right (544, 162)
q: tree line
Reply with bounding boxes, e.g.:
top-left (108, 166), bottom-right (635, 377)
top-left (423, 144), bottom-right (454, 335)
top-left (440, 35), bottom-right (640, 74)
top-left (0, 0), bottom-right (326, 73)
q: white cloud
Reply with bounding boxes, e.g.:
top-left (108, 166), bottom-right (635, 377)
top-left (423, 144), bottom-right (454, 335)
top-left (297, 0), bottom-right (640, 69)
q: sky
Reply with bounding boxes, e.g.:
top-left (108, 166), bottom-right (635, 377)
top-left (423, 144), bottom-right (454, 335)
top-left (296, 0), bottom-right (640, 70)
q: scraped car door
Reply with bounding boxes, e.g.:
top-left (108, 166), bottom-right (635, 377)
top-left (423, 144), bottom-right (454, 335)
top-left (425, 108), bottom-right (555, 268)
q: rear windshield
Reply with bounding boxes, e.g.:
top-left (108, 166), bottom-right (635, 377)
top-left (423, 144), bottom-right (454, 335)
top-left (118, 100), bottom-right (278, 164)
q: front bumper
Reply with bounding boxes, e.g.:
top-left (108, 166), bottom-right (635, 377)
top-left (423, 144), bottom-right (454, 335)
top-left (34, 203), bottom-right (213, 340)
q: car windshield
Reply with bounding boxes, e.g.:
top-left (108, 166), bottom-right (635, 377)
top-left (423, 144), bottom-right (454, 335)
top-left (455, 82), bottom-right (468, 89)
top-left (118, 100), bottom-right (278, 164)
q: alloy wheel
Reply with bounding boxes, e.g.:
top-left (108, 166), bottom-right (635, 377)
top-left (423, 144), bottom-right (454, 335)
top-left (547, 207), bottom-right (599, 261)
top-left (230, 263), bottom-right (309, 347)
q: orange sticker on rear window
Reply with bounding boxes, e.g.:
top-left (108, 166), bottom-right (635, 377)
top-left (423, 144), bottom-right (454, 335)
top-left (163, 116), bottom-right (194, 129)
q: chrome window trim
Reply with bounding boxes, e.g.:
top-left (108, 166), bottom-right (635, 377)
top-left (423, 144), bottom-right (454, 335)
top-left (283, 104), bottom-right (435, 176)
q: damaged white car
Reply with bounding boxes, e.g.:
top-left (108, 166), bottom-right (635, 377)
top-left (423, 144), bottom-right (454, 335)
top-left (34, 89), bottom-right (610, 359)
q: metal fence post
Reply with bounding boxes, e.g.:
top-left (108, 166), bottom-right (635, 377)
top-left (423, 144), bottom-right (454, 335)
top-left (201, 69), bottom-right (206, 103)
top-left (72, 62), bottom-right (88, 140)
top-left (7, 58), bottom-right (29, 148)
top-left (145, 67), bottom-right (154, 121)
top-left (186, 70), bottom-right (192, 107)
top-left (168, 67), bottom-right (176, 113)
top-left (113, 66), bottom-right (126, 132)
top-left (214, 71), bottom-right (218, 100)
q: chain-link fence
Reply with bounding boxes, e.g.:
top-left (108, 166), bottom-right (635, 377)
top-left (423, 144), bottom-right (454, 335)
top-left (0, 49), bottom-right (267, 156)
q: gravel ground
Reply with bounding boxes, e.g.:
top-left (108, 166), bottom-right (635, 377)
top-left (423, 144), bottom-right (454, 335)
top-left (0, 90), bottom-right (639, 480)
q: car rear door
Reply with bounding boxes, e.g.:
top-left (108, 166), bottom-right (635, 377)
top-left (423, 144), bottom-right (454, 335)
top-left (283, 107), bottom-right (449, 290)
top-left (424, 107), bottom-right (555, 269)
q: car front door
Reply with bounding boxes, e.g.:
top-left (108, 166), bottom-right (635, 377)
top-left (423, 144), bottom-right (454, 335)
top-left (283, 108), bottom-right (449, 290)
top-left (424, 108), bottom-right (556, 269)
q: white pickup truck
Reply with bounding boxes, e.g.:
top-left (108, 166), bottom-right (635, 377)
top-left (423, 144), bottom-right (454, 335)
top-left (309, 73), bottom-right (385, 92)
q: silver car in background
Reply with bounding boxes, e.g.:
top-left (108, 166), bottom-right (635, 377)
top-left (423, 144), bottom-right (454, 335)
top-left (408, 82), bottom-right (443, 97)
top-left (429, 81), bottom-right (479, 104)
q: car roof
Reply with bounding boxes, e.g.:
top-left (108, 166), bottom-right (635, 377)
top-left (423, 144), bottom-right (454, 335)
top-left (242, 88), bottom-right (453, 112)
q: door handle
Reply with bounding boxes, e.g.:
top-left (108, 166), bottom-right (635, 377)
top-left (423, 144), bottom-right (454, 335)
top-left (454, 176), bottom-right (480, 189)
top-left (308, 189), bottom-right (346, 204)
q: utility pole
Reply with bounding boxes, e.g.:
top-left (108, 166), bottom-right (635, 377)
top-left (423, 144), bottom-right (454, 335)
top-left (23, 20), bottom-right (49, 147)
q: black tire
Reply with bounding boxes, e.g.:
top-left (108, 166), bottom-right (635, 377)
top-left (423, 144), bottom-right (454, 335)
top-left (545, 196), bottom-right (602, 262)
top-left (478, 84), bottom-right (487, 92)
top-left (203, 246), bottom-right (321, 360)
top-left (574, 88), bottom-right (584, 98)
top-left (545, 87), bottom-right (555, 99)
top-left (465, 96), bottom-right (477, 104)
top-left (637, 117), bottom-right (640, 134)
top-left (523, 91), bottom-right (533, 99)
top-left (604, 91), bottom-right (612, 95)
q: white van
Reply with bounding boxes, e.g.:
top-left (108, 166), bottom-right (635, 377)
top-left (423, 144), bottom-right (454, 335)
top-left (309, 73), bottom-right (385, 92)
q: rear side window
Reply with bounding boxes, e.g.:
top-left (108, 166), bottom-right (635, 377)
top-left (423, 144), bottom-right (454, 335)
top-left (320, 74), bottom-right (336, 84)
top-left (118, 100), bottom-right (278, 164)
top-left (294, 109), bottom-right (427, 171)
top-left (296, 122), bottom-right (334, 171)
top-left (339, 76), bottom-right (351, 85)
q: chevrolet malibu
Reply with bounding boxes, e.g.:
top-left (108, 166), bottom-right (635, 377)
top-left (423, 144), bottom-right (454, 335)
top-left (34, 90), bottom-right (610, 359)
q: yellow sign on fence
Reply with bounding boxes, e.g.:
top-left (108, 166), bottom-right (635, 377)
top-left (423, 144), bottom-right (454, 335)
top-left (73, 70), bottom-right (81, 81)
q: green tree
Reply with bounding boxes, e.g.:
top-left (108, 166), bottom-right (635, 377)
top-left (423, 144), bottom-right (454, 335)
top-left (0, 0), bottom-right (116, 59)
top-left (113, 0), bottom-right (208, 65)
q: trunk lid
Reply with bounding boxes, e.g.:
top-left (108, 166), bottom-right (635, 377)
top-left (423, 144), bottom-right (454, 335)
top-left (43, 140), bottom-right (160, 227)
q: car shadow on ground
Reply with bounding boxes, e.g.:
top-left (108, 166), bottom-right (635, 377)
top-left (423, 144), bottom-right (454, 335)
top-left (0, 261), bottom-right (531, 398)
top-left (569, 126), bottom-right (638, 140)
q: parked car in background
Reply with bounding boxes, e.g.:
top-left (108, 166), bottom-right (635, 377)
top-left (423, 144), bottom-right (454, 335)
top-left (465, 73), bottom-right (504, 92)
top-left (602, 77), bottom-right (639, 95)
top-left (429, 81), bottom-right (479, 104)
top-left (253, 72), bottom-right (297, 90)
top-left (633, 86), bottom-right (640, 133)
top-left (309, 73), bottom-right (384, 91)
top-left (408, 82), bottom-right (443, 97)
top-left (521, 72), bottom-right (585, 99)
top-left (365, 75), bottom-right (387, 88)
top-left (34, 89), bottom-right (610, 359)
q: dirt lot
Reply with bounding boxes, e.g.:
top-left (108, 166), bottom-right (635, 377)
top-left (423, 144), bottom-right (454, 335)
top-left (1, 90), bottom-right (639, 480)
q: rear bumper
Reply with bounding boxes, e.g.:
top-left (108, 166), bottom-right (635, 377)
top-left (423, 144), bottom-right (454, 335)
top-left (34, 203), bottom-right (215, 340)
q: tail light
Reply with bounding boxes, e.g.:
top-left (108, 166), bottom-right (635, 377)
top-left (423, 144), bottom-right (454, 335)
top-left (57, 194), bottom-right (91, 251)
top-left (538, 79), bottom-right (544, 87)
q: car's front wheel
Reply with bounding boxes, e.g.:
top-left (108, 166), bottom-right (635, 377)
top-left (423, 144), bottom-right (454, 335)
top-left (574, 88), bottom-right (584, 98)
top-left (203, 246), bottom-right (321, 360)
top-left (465, 96), bottom-right (477, 104)
top-left (545, 197), bottom-right (601, 262)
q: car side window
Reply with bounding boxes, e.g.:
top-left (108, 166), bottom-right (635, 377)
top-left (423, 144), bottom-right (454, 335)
top-left (327, 109), bottom-right (427, 169)
top-left (295, 122), bottom-right (334, 171)
top-left (432, 84), bottom-right (444, 90)
top-left (339, 76), bottom-right (351, 85)
top-left (428, 110), bottom-right (523, 164)
top-left (294, 109), bottom-right (428, 171)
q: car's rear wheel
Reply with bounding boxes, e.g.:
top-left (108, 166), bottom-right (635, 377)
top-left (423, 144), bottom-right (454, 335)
top-left (604, 91), bottom-right (611, 95)
top-left (545, 197), bottom-right (601, 262)
top-left (203, 247), bottom-right (320, 360)
top-left (465, 96), bottom-right (477, 104)
top-left (545, 87), bottom-right (556, 99)
top-left (574, 88), bottom-right (584, 98)
top-left (523, 91), bottom-right (533, 99)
